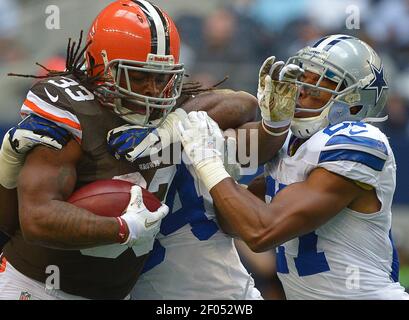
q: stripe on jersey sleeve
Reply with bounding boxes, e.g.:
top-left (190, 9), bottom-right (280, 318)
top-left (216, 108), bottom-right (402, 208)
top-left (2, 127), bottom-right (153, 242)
top-left (318, 134), bottom-right (388, 171)
top-left (21, 91), bottom-right (82, 142)
top-left (325, 135), bottom-right (388, 157)
top-left (319, 149), bottom-right (385, 171)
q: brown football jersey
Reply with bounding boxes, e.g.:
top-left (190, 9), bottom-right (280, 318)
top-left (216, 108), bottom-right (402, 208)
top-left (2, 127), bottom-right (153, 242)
top-left (3, 75), bottom-right (176, 299)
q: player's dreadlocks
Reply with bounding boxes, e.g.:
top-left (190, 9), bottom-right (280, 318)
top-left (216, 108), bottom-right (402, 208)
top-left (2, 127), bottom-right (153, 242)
top-left (8, 31), bottom-right (228, 97)
top-left (8, 31), bottom-right (104, 90)
top-left (181, 76), bottom-right (229, 96)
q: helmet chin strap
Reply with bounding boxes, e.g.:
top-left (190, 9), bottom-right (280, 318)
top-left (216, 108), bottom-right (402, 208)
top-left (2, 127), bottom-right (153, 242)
top-left (361, 115), bottom-right (388, 123)
top-left (291, 90), bottom-right (338, 138)
top-left (291, 107), bottom-right (331, 139)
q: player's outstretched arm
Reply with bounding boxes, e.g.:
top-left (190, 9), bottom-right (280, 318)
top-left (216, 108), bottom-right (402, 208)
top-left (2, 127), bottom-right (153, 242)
top-left (107, 89), bottom-right (259, 163)
top-left (181, 89), bottom-right (258, 130)
top-left (182, 89), bottom-right (288, 165)
top-left (210, 168), bottom-right (371, 252)
top-left (216, 175), bottom-right (265, 236)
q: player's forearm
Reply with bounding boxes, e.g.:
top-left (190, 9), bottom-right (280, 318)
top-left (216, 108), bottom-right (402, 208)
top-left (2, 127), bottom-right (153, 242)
top-left (182, 90), bottom-right (258, 130)
top-left (210, 178), bottom-right (276, 252)
top-left (19, 200), bottom-right (120, 250)
top-left (210, 171), bottom-right (349, 252)
top-left (237, 121), bottom-right (288, 165)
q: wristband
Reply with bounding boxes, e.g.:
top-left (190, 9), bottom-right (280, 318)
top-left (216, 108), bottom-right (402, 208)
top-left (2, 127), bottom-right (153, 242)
top-left (196, 158), bottom-right (231, 191)
top-left (116, 217), bottom-right (128, 244)
top-left (261, 119), bottom-right (290, 137)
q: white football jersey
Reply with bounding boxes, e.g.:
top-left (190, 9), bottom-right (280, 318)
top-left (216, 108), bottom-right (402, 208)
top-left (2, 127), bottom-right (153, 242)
top-left (265, 121), bottom-right (409, 300)
top-left (132, 161), bottom-right (261, 300)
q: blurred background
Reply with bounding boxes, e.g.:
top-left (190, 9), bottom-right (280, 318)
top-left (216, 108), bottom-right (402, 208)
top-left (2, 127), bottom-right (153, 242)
top-left (0, 0), bottom-right (408, 296)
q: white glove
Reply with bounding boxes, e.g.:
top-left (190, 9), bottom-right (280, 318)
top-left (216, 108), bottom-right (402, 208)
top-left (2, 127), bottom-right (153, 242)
top-left (257, 56), bottom-right (304, 130)
top-left (177, 111), bottom-right (231, 191)
top-left (107, 108), bottom-right (188, 162)
top-left (120, 185), bottom-right (169, 256)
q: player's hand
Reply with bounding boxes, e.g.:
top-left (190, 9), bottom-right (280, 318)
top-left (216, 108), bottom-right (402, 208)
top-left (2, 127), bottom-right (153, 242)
top-left (257, 56), bottom-right (304, 129)
top-left (0, 114), bottom-right (71, 189)
top-left (107, 108), bottom-right (187, 162)
top-left (177, 111), bottom-right (231, 190)
top-left (107, 125), bottom-right (156, 161)
top-left (119, 185), bottom-right (169, 255)
top-left (178, 111), bottom-right (224, 166)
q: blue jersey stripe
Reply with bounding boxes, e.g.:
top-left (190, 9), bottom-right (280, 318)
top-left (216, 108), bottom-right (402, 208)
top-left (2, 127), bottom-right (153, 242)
top-left (142, 239), bottom-right (166, 274)
top-left (325, 135), bottom-right (388, 156)
top-left (319, 149), bottom-right (386, 171)
top-left (389, 230), bottom-right (400, 282)
top-left (276, 246), bottom-right (289, 274)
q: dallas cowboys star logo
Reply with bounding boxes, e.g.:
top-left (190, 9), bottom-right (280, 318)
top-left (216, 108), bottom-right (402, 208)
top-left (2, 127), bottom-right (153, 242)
top-left (363, 62), bottom-right (388, 104)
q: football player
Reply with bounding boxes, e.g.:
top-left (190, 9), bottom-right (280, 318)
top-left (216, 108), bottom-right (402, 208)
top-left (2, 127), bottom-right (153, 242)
top-left (0, 1), bottom-right (289, 299)
top-left (0, 0), bottom-right (185, 300)
top-left (177, 35), bottom-right (409, 299)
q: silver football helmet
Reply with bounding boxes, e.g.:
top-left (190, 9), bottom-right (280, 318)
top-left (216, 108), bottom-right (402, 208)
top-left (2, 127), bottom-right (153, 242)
top-left (286, 34), bottom-right (389, 138)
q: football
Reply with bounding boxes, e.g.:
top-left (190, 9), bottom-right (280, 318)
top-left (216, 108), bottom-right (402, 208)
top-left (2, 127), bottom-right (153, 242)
top-left (68, 179), bottom-right (162, 217)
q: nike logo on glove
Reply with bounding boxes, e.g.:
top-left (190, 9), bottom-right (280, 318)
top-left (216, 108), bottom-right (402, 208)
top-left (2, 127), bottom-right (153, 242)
top-left (44, 87), bottom-right (59, 103)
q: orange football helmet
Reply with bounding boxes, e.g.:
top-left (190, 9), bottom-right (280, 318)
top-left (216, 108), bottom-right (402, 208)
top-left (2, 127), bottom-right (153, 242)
top-left (85, 0), bottom-right (184, 127)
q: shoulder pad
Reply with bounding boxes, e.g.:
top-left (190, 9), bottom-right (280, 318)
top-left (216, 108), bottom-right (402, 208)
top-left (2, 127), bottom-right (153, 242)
top-left (19, 76), bottom-right (95, 143)
top-left (311, 122), bottom-right (392, 186)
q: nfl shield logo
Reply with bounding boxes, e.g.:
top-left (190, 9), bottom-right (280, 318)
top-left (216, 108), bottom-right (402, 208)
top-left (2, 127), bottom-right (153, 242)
top-left (19, 291), bottom-right (31, 300)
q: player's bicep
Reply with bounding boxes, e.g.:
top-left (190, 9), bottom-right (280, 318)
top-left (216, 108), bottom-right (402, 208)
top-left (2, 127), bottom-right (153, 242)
top-left (266, 168), bottom-right (361, 246)
top-left (18, 140), bottom-right (82, 209)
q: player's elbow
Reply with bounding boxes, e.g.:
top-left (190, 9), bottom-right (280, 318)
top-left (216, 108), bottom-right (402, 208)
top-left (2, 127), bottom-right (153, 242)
top-left (246, 228), bottom-right (277, 253)
top-left (19, 206), bottom-right (48, 244)
top-left (20, 220), bottom-right (41, 244)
